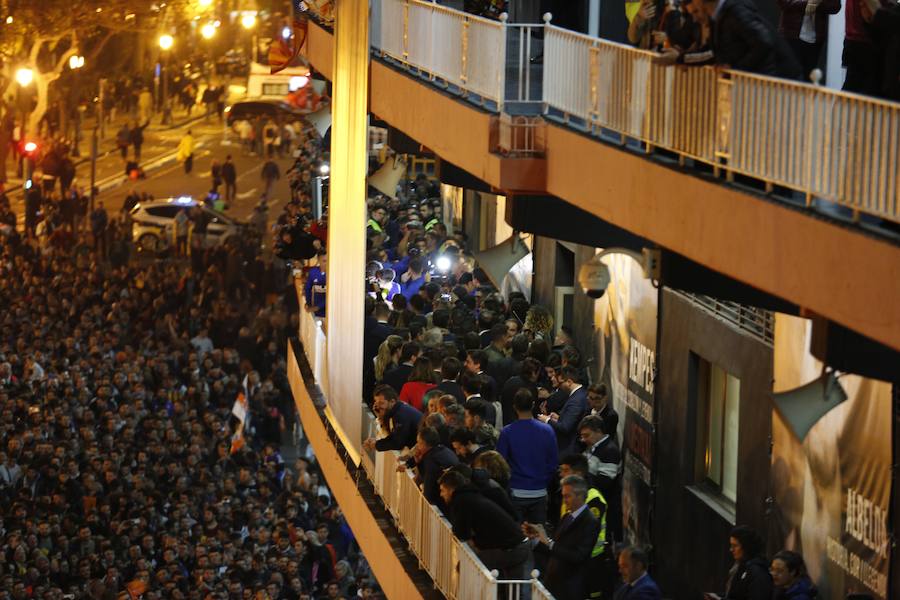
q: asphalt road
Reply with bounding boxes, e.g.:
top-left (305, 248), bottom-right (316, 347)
top-left (8, 117), bottom-right (297, 229)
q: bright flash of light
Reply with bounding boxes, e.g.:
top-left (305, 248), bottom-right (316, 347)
top-left (201, 23), bottom-right (216, 39)
top-left (436, 256), bottom-right (452, 272)
top-left (159, 34), bottom-right (174, 50)
top-left (241, 13), bottom-right (256, 29)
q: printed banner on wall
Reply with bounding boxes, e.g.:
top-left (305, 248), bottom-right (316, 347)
top-left (770, 314), bottom-right (892, 600)
top-left (594, 252), bottom-right (658, 546)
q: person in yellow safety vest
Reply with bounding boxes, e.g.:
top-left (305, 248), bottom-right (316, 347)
top-left (367, 203), bottom-right (388, 239)
top-left (559, 453), bottom-right (615, 599)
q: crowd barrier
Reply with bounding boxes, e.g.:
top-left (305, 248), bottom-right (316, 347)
top-left (367, 1), bottom-right (900, 225)
top-left (297, 299), bottom-right (330, 399)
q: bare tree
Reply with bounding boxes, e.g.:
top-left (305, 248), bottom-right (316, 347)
top-left (0, 0), bottom-right (189, 133)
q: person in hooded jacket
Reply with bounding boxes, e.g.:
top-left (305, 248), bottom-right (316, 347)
top-left (770, 551), bottom-right (816, 600)
top-left (721, 526), bottom-right (773, 600)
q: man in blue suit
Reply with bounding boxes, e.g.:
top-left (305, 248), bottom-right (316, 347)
top-left (613, 546), bottom-right (662, 600)
top-left (539, 365), bottom-right (589, 453)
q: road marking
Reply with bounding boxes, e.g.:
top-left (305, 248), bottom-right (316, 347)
top-left (237, 188), bottom-right (258, 199)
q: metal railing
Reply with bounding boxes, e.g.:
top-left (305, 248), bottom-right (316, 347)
top-left (722, 70), bottom-right (900, 219)
top-left (365, 0), bottom-right (900, 225)
top-left (374, 0), bottom-right (506, 106)
top-left (370, 446), bottom-right (504, 599)
top-left (678, 291), bottom-right (775, 346)
top-left (297, 296), bottom-right (330, 398)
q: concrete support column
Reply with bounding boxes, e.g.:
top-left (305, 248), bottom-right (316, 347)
top-left (325, 0), bottom-right (369, 464)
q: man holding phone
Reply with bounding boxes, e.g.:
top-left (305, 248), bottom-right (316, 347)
top-left (523, 475), bottom-right (601, 600)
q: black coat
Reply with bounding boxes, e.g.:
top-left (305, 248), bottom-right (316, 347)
top-left (435, 379), bottom-right (465, 404)
top-left (713, 0), bottom-right (799, 77)
top-left (374, 401), bottom-right (422, 452)
top-left (447, 485), bottom-right (524, 550)
top-left (416, 444), bottom-right (459, 511)
top-left (725, 557), bottom-right (773, 600)
top-left (381, 363), bottom-right (414, 392)
top-left (535, 507), bottom-right (602, 600)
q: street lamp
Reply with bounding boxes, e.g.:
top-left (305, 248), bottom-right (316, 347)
top-left (15, 67), bottom-right (33, 87)
top-left (158, 35), bottom-right (174, 125)
top-left (241, 13), bottom-right (256, 29)
top-left (68, 55), bottom-right (85, 70)
top-left (198, 0), bottom-right (213, 6)
top-left (200, 23), bottom-right (216, 39)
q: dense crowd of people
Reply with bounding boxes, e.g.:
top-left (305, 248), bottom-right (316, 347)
top-left (279, 159), bottom-right (826, 599)
top-left (0, 166), bottom-right (384, 598)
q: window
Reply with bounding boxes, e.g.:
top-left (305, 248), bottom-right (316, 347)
top-left (262, 83), bottom-right (289, 96)
top-left (146, 206), bottom-right (181, 218)
top-left (695, 357), bottom-right (740, 503)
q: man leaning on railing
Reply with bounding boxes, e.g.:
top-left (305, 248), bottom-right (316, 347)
top-left (363, 384), bottom-right (423, 452)
top-left (439, 467), bottom-right (533, 580)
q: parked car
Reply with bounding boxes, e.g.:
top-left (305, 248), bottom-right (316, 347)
top-left (131, 197), bottom-right (244, 252)
top-left (224, 99), bottom-right (307, 127)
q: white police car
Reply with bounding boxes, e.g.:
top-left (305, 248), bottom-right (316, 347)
top-left (131, 196), bottom-right (243, 252)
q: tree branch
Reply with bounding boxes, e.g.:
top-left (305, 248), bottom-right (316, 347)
top-left (50, 33), bottom-right (79, 76)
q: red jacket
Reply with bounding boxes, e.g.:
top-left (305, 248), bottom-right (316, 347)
top-left (399, 381), bottom-right (436, 412)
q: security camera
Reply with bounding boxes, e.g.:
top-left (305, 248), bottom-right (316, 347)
top-left (578, 248), bottom-right (660, 299)
top-left (578, 256), bottom-right (611, 299)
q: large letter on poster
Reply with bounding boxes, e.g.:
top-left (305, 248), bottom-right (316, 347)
top-left (770, 314), bottom-right (892, 600)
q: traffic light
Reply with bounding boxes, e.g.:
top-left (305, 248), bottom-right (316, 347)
top-left (21, 140), bottom-right (38, 189)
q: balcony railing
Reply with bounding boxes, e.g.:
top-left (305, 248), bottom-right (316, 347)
top-left (366, 0), bottom-right (900, 226)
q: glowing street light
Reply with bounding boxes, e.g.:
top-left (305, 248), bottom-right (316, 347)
top-left (15, 67), bottom-right (33, 87)
top-left (69, 55), bottom-right (85, 70)
top-left (198, 0), bottom-right (213, 7)
top-left (281, 25), bottom-right (292, 39)
top-left (158, 34), bottom-right (174, 50)
top-left (241, 13), bottom-right (256, 29)
top-left (200, 23), bottom-right (216, 39)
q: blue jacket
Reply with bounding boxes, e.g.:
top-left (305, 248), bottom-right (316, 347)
top-left (613, 573), bottom-right (662, 600)
top-left (776, 578), bottom-right (816, 600)
top-left (399, 274), bottom-right (426, 300)
top-left (375, 401), bottom-right (422, 451)
top-left (304, 267), bottom-right (327, 317)
top-left (497, 418), bottom-right (558, 492)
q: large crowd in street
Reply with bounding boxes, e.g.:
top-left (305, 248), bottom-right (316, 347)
top-left (0, 120), bottom-right (384, 599)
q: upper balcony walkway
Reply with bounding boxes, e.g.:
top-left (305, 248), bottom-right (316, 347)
top-left (305, 0), bottom-right (900, 351)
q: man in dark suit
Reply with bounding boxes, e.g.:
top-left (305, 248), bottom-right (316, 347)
top-left (526, 475), bottom-right (602, 600)
top-left (381, 341), bottom-right (420, 392)
top-left (587, 382), bottom-right (619, 443)
top-left (408, 426), bottom-right (459, 512)
top-left (540, 366), bottom-right (589, 453)
top-left (613, 546), bottom-right (662, 600)
top-left (363, 385), bottom-right (422, 452)
top-left (579, 414), bottom-right (623, 542)
top-left (501, 357), bottom-right (541, 427)
top-left (363, 302), bottom-right (394, 402)
top-left (435, 357), bottom-right (465, 404)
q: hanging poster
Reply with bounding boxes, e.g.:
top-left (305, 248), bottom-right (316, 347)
top-left (594, 252), bottom-right (658, 546)
top-left (770, 314), bottom-right (891, 600)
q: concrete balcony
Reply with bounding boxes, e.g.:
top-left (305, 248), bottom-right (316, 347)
top-left (303, 3), bottom-right (900, 350)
